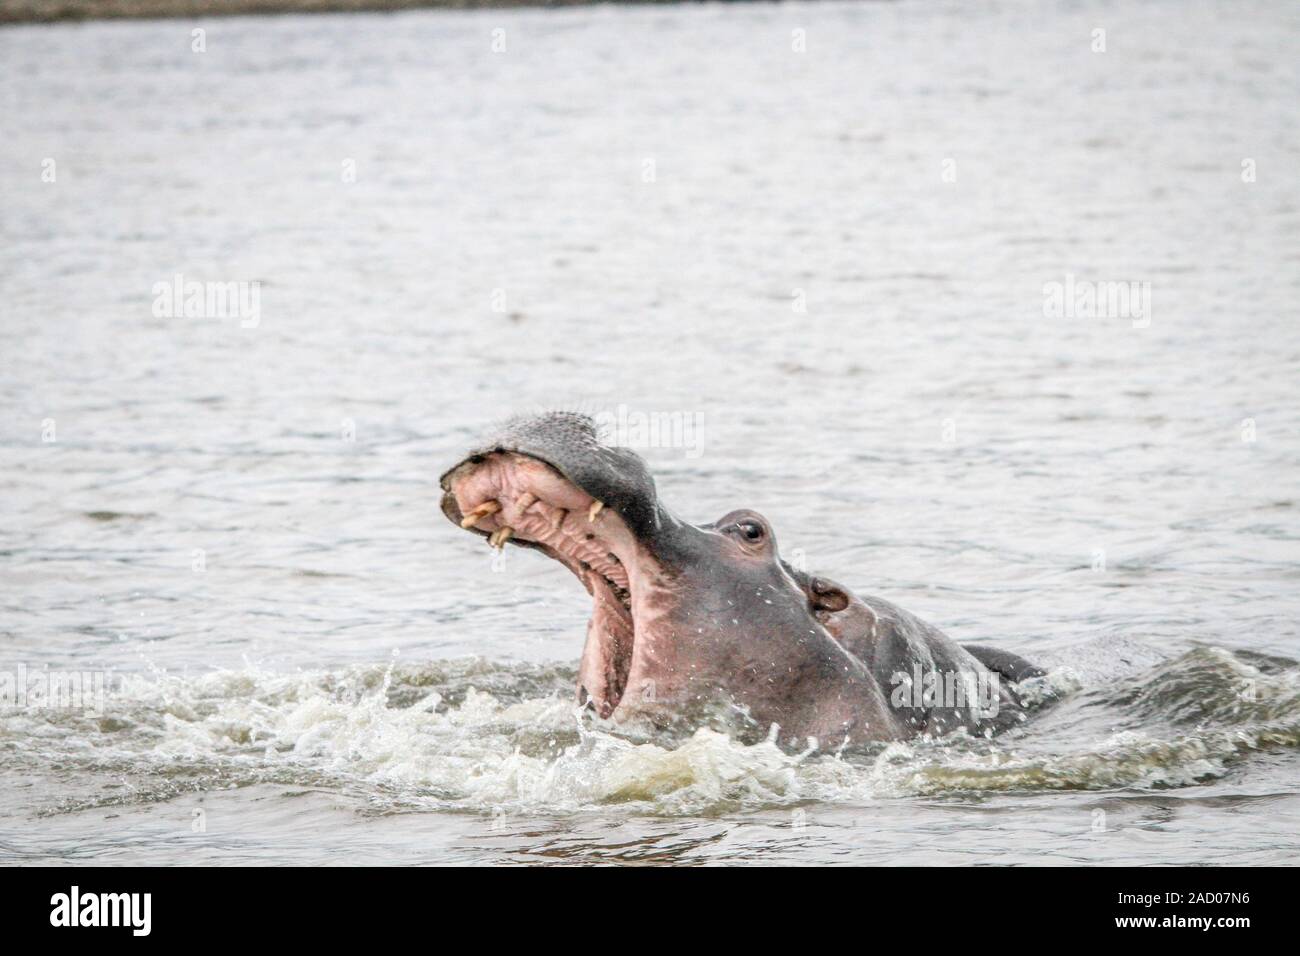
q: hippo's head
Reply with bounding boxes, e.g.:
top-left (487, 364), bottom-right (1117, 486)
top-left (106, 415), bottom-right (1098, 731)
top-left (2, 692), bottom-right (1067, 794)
top-left (440, 412), bottom-right (885, 742)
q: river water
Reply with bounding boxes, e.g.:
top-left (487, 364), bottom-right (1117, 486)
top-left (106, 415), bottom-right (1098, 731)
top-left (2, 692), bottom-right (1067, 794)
top-left (2, 0), bottom-right (1298, 865)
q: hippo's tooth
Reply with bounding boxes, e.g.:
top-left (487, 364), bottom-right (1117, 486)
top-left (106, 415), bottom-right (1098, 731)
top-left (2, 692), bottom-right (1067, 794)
top-left (588, 501), bottom-right (604, 523)
top-left (490, 526), bottom-right (514, 548)
top-left (461, 501), bottom-right (502, 528)
top-left (517, 492), bottom-right (537, 510)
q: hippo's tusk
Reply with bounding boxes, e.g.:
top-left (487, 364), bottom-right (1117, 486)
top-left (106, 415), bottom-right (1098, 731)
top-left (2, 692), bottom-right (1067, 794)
top-left (588, 501), bottom-right (604, 523)
top-left (460, 501), bottom-right (501, 528)
top-left (490, 526), bottom-right (513, 548)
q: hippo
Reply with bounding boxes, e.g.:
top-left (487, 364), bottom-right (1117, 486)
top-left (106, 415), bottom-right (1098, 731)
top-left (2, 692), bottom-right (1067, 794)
top-left (440, 412), bottom-right (1046, 750)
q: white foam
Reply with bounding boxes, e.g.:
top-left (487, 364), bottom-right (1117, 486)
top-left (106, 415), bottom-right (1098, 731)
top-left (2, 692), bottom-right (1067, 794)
top-left (4, 648), bottom-right (1298, 816)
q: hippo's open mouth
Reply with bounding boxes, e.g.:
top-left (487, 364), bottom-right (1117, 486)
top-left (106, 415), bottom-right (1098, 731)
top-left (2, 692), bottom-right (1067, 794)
top-left (441, 450), bottom-right (654, 717)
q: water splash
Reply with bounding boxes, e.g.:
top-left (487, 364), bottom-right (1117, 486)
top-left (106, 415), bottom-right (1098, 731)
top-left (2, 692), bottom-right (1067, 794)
top-left (3, 646), bottom-right (1297, 819)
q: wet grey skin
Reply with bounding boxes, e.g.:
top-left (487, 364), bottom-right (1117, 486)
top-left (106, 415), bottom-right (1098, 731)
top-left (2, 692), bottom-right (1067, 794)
top-left (440, 411), bottom-right (1046, 750)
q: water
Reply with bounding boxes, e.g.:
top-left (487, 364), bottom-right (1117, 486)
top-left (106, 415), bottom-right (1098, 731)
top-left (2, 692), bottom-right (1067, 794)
top-left (2, 0), bottom-right (1298, 865)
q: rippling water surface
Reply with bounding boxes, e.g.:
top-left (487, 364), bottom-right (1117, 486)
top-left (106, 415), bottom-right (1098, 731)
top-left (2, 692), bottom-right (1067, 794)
top-left (2, 0), bottom-right (1299, 865)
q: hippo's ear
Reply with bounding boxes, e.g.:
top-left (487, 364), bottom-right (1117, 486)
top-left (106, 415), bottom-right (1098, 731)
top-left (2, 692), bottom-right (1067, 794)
top-left (808, 577), bottom-right (850, 613)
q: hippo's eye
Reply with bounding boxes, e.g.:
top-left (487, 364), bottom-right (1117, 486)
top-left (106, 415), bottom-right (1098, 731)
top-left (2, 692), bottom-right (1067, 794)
top-left (716, 510), bottom-right (772, 551)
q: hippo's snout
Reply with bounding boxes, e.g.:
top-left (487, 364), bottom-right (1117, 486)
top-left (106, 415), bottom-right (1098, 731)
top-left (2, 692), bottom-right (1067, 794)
top-left (440, 412), bottom-right (664, 543)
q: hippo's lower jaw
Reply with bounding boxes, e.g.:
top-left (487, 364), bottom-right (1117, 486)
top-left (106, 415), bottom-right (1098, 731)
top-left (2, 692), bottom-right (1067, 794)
top-left (442, 450), bottom-right (658, 718)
